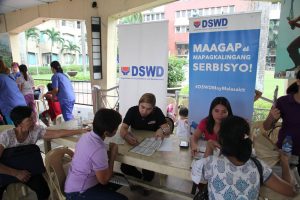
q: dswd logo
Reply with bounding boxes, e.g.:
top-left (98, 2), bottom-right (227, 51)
top-left (194, 18), bottom-right (228, 28)
top-left (121, 66), bottom-right (130, 75)
top-left (121, 65), bottom-right (164, 78)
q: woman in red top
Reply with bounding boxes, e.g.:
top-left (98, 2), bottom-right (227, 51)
top-left (191, 97), bottom-right (233, 157)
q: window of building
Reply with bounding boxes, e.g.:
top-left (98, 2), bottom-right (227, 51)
top-left (182, 10), bottom-right (186, 18)
top-left (198, 9), bottom-right (203, 16)
top-left (222, 6), bottom-right (229, 14)
top-left (161, 13), bottom-right (165, 19)
top-left (79, 54), bottom-right (89, 65)
top-left (156, 13), bottom-right (160, 20)
top-left (42, 53), bottom-right (58, 65)
top-left (229, 5), bottom-right (235, 13)
top-left (216, 7), bottom-right (222, 14)
top-left (176, 11), bottom-right (180, 18)
top-left (176, 44), bottom-right (189, 56)
top-left (62, 20), bottom-right (66, 26)
top-left (211, 7), bottom-right (216, 15)
top-left (77, 21), bottom-right (81, 29)
top-left (151, 14), bottom-right (155, 20)
top-left (187, 10), bottom-right (192, 18)
top-left (204, 8), bottom-right (210, 15)
top-left (175, 26), bottom-right (180, 33)
top-left (63, 53), bottom-right (75, 64)
top-left (28, 52), bottom-right (37, 65)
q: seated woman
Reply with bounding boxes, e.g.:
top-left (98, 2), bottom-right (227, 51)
top-left (264, 70), bottom-right (300, 175)
top-left (191, 116), bottom-right (296, 199)
top-left (120, 93), bottom-right (171, 182)
top-left (0, 106), bottom-right (88, 200)
top-left (64, 108), bottom-right (128, 200)
top-left (190, 96), bottom-right (233, 157)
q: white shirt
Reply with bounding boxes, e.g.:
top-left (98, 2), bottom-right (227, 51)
top-left (191, 155), bottom-right (272, 200)
top-left (16, 74), bottom-right (34, 95)
top-left (175, 118), bottom-right (190, 140)
top-left (0, 125), bottom-right (46, 148)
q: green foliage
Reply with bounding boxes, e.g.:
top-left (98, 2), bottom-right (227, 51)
top-left (168, 56), bottom-right (187, 87)
top-left (120, 13), bottom-right (143, 24)
top-left (25, 28), bottom-right (39, 42)
top-left (28, 65), bottom-right (89, 75)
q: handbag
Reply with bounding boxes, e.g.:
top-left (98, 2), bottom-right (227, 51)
top-left (0, 144), bottom-right (45, 186)
top-left (193, 184), bottom-right (208, 200)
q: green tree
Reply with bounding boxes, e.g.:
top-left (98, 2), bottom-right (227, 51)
top-left (25, 27), bottom-right (40, 63)
top-left (61, 40), bottom-right (81, 64)
top-left (168, 56), bottom-right (187, 87)
top-left (120, 13), bottom-right (143, 24)
top-left (41, 28), bottom-right (64, 62)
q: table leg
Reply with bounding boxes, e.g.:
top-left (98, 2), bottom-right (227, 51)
top-left (44, 140), bottom-right (52, 153)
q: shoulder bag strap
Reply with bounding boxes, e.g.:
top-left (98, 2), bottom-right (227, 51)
top-left (250, 156), bottom-right (263, 185)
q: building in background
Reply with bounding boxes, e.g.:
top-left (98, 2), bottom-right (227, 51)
top-left (21, 19), bottom-right (88, 67)
top-left (142, 0), bottom-right (280, 70)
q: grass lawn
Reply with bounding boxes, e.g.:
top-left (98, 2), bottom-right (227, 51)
top-left (32, 72), bottom-right (90, 81)
top-left (254, 70), bottom-right (286, 109)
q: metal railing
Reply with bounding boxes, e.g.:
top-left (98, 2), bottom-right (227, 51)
top-left (34, 79), bottom-right (92, 106)
top-left (35, 77), bottom-right (274, 122)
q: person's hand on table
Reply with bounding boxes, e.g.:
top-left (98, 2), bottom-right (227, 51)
top-left (154, 131), bottom-right (165, 140)
top-left (204, 140), bottom-right (221, 157)
top-left (191, 144), bottom-right (199, 157)
top-left (124, 132), bottom-right (139, 146)
top-left (206, 140), bottom-right (220, 150)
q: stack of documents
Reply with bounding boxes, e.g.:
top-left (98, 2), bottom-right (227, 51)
top-left (129, 138), bottom-right (162, 156)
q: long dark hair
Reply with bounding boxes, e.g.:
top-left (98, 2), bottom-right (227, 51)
top-left (219, 116), bottom-right (252, 163)
top-left (286, 70), bottom-right (300, 94)
top-left (206, 97), bottom-right (233, 134)
top-left (50, 61), bottom-right (63, 73)
top-left (19, 64), bottom-right (28, 81)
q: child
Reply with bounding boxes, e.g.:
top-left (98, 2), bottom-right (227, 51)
top-left (39, 83), bottom-right (62, 126)
top-left (175, 106), bottom-right (190, 140)
top-left (166, 103), bottom-right (176, 121)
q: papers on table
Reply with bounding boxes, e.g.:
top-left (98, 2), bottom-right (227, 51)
top-left (129, 138), bottom-right (162, 156)
top-left (158, 138), bottom-right (173, 151)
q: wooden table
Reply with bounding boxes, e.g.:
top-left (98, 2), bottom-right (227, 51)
top-left (48, 129), bottom-right (194, 199)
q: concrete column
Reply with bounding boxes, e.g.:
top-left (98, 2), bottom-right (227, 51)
top-left (9, 33), bottom-right (21, 63)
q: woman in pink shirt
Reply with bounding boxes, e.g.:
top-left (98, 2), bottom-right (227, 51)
top-left (64, 109), bottom-right (128, 200)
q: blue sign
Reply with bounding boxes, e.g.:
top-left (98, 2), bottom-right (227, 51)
top-left (189, 26), bottom-right (260, 124)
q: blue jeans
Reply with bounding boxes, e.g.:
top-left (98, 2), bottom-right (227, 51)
top-left (65, 184), bottom-right (128, 200)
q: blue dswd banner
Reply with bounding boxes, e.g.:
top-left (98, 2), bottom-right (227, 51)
top-left (189, 12), bottom-right (261, 124)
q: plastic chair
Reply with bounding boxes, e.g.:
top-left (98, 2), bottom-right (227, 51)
top-left (45, 147), bottom-right (74, 200)
top-left (53, 114), bottom-right (63, 125)
top-left (34, 85), bottom-right (47, 114)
